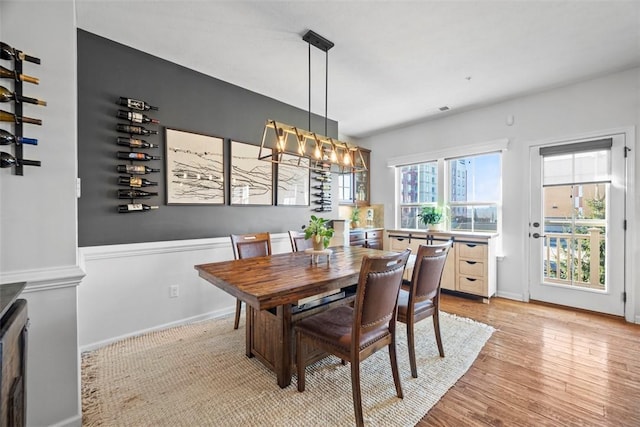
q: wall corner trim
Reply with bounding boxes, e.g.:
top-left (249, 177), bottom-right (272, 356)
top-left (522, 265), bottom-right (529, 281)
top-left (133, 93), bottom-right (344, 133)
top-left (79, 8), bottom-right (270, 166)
top-left (1, 265), bottom-right (86, 293)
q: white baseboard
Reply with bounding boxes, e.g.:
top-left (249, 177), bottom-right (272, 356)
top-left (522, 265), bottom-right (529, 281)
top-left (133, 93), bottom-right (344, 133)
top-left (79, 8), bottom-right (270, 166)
top-left (48, 413), bottom-right (82, 427)
top-left (495, 290), bottom-right (525, 301)
top-left (80, 307), bottom-right (234, 352)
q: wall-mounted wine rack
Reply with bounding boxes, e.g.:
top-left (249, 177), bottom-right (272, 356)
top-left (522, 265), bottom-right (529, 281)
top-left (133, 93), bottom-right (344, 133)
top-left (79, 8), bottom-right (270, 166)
top-left (115, 97), bottom-right (161, 213)
top-left (0, 41), bottom-right (43, 175)
top-left (311, 168), bottom-right (332, 213)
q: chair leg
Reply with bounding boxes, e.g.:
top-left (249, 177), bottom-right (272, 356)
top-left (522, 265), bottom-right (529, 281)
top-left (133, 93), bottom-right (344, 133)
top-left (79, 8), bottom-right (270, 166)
top-left (233, 299), bottom-right (242, 330)
top-left (388, 340), bottom-right (404, 399)
top-left (350, 358), bottom-right (364, 427)
top-left (296, 332), bottom-right (306, 392)
top-left (406, 321), bottom-right (418, 378)
top-left (433, 311), bottom-right (445, 357)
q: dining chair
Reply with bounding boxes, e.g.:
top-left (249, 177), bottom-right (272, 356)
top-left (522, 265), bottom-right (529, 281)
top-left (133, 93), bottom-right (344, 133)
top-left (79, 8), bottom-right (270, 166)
top-left (288, 230), bottom-right (312, 252)
top-left (295, 249), bottom-right (411, 427)
top-left (397, 241), bottom-right (451, 378)
top-left (229, 232), bottom-right (272, 330)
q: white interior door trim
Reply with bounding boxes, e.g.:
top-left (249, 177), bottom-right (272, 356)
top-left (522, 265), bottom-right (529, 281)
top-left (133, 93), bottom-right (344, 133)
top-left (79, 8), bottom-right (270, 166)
top-left (524, 126), bottom-right (635, 323)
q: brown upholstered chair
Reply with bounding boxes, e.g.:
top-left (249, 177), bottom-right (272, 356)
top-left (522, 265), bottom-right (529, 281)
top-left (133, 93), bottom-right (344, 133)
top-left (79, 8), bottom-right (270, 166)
top-left (397, 241), bottom-right (451, 378)
top-left (295, 249), bottom-right (411, 427)
top-left (288, 230), bottom-right (312, 252)
top-left (230, 232), bottom-right (272, 330)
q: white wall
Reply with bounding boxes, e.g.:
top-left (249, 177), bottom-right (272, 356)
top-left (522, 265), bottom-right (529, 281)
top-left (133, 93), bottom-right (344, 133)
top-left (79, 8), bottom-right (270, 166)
top-left (78, 234), bottom-right (295, 350)
top-left (0, 1), bottom-right (83, 426)
top-left (359, 67), bottom-right (639, 322)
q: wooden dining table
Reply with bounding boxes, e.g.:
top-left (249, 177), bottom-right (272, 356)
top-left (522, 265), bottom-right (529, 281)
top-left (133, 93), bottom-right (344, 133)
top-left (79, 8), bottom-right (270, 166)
top-left (194, 245), bottom-right (397, 388)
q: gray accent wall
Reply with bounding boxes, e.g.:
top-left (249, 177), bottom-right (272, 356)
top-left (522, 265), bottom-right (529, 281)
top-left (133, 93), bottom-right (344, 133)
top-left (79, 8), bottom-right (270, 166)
top-left (78, 30), bottom-right (337, 246)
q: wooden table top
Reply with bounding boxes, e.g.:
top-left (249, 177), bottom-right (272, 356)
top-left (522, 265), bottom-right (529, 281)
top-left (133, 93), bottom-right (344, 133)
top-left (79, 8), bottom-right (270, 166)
top-left (195, 246), bottom-right (396, 310)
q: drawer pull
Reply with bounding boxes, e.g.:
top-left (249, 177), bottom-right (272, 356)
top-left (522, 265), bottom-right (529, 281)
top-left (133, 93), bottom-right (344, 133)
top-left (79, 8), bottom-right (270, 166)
top-left (465, 277), bottom-right (477, 282)
top-left (465, 261), bottom-right (477, 265)
top-left (465, 244), bottom-right (477, 248)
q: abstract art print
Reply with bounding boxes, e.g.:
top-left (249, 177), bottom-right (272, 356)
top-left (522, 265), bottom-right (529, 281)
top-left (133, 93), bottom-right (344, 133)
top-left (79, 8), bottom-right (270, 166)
top-left (165, 128), bottom-right (225, 204)
top-left (277, 154), bottom-right (310, 206)
top-left (230, 141), bottom-right (273, 205)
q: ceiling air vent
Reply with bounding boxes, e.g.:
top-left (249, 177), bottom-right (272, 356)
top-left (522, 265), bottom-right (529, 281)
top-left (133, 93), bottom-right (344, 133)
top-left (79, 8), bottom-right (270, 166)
top-left (439, 106), bottom-right (450, 112)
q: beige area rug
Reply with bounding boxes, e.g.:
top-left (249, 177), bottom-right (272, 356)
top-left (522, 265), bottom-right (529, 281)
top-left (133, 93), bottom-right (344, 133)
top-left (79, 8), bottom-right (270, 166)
top-left (82, 312), bottom-right (494, 426)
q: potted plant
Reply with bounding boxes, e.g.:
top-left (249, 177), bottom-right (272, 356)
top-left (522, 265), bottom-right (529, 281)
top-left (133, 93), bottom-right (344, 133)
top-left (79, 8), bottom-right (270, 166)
top-left (350, 207), bottom-right (361, 229)
top-left (303, 215), bottom-right (335, 251)
top-left (418, 205), bottom-right (444, 231)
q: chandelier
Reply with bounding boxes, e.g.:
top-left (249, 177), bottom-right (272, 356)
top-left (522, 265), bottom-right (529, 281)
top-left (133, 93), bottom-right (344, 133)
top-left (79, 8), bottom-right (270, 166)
top-left (258, 30), bottom-right (367, 174)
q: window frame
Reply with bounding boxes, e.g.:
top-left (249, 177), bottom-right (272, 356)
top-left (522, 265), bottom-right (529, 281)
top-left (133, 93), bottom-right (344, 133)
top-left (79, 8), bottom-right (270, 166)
top-left (395, 150), bottom-right (503, 233)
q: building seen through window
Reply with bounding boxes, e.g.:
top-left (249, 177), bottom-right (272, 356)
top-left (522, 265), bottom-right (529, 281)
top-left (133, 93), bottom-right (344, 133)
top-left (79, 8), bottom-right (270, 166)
top-left (397, 152), bottom-right (501, 232)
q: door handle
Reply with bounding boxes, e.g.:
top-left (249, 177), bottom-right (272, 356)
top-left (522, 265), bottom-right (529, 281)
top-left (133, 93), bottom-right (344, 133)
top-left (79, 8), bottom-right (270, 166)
top-left (532, 233), bottom-right (546, 239)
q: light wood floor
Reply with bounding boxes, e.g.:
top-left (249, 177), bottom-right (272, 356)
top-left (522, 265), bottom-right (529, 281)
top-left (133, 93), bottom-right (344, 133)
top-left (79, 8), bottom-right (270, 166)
top-left (417, 293), bottom-right (640, 426)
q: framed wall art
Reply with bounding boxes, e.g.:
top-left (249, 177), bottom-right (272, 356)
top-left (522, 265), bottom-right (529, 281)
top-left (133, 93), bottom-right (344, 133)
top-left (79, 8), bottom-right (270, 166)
top-left (230, 140), bottom-right (273, 205)
top-left (276, 154), bottom-right (310, 206)
top-left (165, 128), bottom-right (225, 205)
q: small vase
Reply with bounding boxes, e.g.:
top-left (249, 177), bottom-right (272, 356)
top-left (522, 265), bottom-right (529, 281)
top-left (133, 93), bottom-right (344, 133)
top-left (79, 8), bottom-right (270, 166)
top-left (312, 236), bottom-right (324, 251)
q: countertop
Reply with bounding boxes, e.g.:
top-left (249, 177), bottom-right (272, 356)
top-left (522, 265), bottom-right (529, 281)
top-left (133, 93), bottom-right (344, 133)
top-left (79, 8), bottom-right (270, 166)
top-left (0, 281), bottom-right (26, 319)
top-left (386, 229), bottom-right (499, 239)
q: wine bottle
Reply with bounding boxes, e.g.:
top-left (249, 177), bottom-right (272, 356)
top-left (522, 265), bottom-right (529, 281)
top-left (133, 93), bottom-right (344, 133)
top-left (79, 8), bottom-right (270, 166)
top-left (117, 164), bottom-right (160, 174)
top-left (0, 86), bottom-right (46, 106)
top-left (117, 151), bottom-right (161, 161)
top-left (0, 65), bottom-right (39, 84)
top-left (0, 151), bottom-right (40, 168)
top-left (0, 129), bottom-right (37, 145)
top-left (117, 97), bottom-right (158, 111)
top-left (117, 189), bottom-right (159, 199)
top-left (116, 137), bottom-right (158, 149)
top-left (0, 42), bottom-right (41, 64)
top-left (313, 176), bottom-right (331, 182)
top-left (116, 123), bottom-right (158, 136)
top-left (0, 110), bottom-right (41, 125)
top-left (118, 203), bottom-right (159, 213)
top-left (116, 109), bottom-right (159, 124)
top-left (313, 206), bottom-right (332, 212)
top-left (311, 192), bottom-right (328, 197)
top-left (312, 184), bottom-right (330, 190)
top-left (312, 199), bottom-right (332, 205)
top-left (118, 176), bottom-right (158, 187)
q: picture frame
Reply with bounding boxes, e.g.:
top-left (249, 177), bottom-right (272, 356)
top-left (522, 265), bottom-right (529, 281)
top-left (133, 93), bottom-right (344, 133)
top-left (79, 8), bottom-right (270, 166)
top-left (230, 140), bottom-right (273, 205)
top-left (276, 154), bottom-right (310, 206)
top-left (165, 128), bottom-right (225, 205)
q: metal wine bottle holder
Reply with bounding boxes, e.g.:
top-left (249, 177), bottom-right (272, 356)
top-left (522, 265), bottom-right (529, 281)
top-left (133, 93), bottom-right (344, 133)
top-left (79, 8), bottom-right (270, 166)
top-left (2, 42), bottom-right (42, 175)
top-left (115, 97), bottom-right (161, 213)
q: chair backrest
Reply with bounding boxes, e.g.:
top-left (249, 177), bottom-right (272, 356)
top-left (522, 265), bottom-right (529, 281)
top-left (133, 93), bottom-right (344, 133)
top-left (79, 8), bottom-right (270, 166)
top-left (353, 249), bottom-right (411, 334)
top-left (230, 232), bottom-right (272, 260)
top-left (288, 230), bottom-right (312, 252)
top-left (409, 241), bottom-right (451, 302)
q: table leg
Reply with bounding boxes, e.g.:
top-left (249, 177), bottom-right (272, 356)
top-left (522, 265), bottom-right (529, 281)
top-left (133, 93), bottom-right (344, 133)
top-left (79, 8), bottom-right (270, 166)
top-left (275, 304), bottom-right (293, 388)
top-left (245, 305), bottom-right (253, 358)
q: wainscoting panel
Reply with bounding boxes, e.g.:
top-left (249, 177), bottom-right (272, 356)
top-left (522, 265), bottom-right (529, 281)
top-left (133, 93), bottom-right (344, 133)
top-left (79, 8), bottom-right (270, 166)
top-left (78, 233), bottom-right (293, 351)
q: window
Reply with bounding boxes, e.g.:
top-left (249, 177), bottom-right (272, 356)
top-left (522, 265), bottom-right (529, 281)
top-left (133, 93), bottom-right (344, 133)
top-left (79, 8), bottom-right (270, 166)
top-left (398, 162), bottom-right (438, 228)
top-left (397, 152), bottom-right (501, 232)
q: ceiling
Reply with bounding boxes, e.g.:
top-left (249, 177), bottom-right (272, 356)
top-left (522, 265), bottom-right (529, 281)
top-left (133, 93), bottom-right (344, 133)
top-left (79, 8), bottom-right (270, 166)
top-left (75, 1), bottom-right (640, 139)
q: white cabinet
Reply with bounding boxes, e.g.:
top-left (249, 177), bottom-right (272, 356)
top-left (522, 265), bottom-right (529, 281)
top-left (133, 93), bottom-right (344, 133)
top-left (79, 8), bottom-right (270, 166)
top-left (387, 230), bottom-right (497, 300)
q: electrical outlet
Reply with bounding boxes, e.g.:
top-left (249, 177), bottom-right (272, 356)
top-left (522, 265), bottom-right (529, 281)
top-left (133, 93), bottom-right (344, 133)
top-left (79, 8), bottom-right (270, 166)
top-left (169, 285), bottom-right (179, 298)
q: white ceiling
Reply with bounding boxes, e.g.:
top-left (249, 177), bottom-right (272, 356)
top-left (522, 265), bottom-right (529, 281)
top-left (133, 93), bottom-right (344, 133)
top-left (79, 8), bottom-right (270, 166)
top-left (75, 1), bottom-right (640, 139)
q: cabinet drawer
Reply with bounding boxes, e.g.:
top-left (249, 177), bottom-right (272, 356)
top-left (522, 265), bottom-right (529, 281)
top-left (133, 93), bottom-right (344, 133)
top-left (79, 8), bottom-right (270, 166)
top-left (458, 260), bottom-right (484, 277)
top-left (458, 275), bottom-right (486, 295)
top-left (365, 229), bottom-right (382, 239)
top-left (389, 236), bottom-right (410, 251)
top-left (350, 232), bottom-right (365, 243)
top-left (457, 242), bottom-right (487, 260)
top-left (366, 240), bottom-right (382, 250)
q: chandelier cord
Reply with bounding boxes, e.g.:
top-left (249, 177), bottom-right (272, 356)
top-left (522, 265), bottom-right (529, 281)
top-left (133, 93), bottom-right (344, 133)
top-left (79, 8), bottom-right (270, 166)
top-left (308, 41), bottom-right (311, 131)
top-left (325, 49), bottom-right (328, 136)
